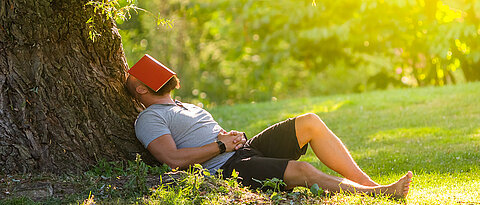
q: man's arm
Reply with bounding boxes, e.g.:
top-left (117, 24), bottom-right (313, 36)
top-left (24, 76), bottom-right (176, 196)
top-left (147, 132), bottom-right (245, 170)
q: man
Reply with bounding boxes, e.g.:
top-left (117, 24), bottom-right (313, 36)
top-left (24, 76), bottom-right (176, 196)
top-left (126, 74), bottom-right (412, 198)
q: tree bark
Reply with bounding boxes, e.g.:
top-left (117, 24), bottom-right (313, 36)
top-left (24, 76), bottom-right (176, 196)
top-left (0, 0), bottom-right (155, 174)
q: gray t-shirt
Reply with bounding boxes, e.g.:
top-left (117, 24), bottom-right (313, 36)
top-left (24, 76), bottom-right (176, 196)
top-left (134, 101), bottom-right (234, 174)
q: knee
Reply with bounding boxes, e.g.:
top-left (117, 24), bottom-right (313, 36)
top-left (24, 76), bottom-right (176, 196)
top-left (297, 113), bottom-right (324, 132)
top-left (299, 113), bottom-right (320, 121)
top-left (296, 161), bottom-right (315, 175)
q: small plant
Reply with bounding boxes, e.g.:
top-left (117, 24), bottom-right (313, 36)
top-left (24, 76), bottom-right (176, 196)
top-left (125, 153), bottom-right (171, 194)
top-left (225, 169), bottom-right (241, 188)
top-left (149, 164), bottom-right (213, 203)
top-left (85, 159), bottom-right (126, 178)
top-left (310, 183), bottom-right (325, 197)
top-left (253, 177), bottom-right (287, 193)
top-left (85, 154), bottom-right (170, 199)
top-left (252, 178), bottom-right (288, 203)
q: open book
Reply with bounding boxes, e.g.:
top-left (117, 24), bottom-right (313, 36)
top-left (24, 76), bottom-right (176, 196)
top-left (128, 54), bottom-right (176, 91)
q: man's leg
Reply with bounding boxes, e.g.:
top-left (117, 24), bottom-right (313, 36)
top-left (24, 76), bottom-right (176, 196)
top-left (283, 161), bottom-right (412, 198)
top-left (295, 113), bottom-right (378, 186)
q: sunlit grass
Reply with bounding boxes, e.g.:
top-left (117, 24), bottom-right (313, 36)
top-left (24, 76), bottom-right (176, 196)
top-left (3, 83), bottom-right (477, 204)
top-left (209, 82), bottom-right (480, 204)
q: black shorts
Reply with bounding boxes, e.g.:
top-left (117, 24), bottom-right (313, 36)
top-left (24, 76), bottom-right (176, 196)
top-left (220, 117), bottom-right (308, 190)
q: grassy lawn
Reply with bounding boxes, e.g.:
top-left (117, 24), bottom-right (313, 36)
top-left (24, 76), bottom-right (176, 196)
top-left (209, 82), bottom-right (480, 204)
top-left (1, 82), bottom-right (479, 204)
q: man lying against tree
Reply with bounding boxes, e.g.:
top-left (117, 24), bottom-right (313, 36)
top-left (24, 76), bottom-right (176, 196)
top-left (125, 66), bottom-right (412, 199)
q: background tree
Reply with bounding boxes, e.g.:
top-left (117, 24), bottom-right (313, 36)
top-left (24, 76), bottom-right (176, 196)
top-left (119, 0), bottom-right (480, 106)
top-left (0, 0), bottom-right (154, 174)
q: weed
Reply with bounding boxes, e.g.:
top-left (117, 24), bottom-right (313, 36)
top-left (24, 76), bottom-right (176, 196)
top-left (310, 183), bottom-right (324, 197)
top-left (252, 177), bottom-right (287, 193)
top-left (85, 154), bottom-right (171, 199)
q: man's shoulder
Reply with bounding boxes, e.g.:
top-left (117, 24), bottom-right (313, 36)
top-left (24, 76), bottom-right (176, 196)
top-left (136, 105), bottom-right (171, 124)
top-left (134, 107), bottom-right (173, 148)
top-left (139, 104), bottom-right (176, 117)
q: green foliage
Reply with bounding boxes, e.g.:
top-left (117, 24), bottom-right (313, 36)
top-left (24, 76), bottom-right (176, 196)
top-left (86, 155), bottom-right (170, 179)
top-left (310, 183), bottom-right (324, 197)
top-left (148, 165), bottom-right (252, 204)
top-left (225, 169), bottom-right (240, 188)
top-left (252, 177), bottom-right (286, 193)
top-left (125, 153), bottom-right (150, 193)
top-left (86, 159), bottom-right (125, 178)
top-left (85, 0), bottom-right (172, 42)
top-left (252, 178), bottom-right (288, 202)
top-left (85, 154), bottom-right (171, 198)
top-left (85, 0), bottom-right (140, 41)
top-left (118, 0), bottom-right (480, 106)
top-left (0, 196), bottom-right (36, 205)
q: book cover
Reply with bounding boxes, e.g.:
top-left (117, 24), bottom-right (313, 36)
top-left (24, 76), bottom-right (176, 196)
top-left (128, 54), bottom-right (176, 91)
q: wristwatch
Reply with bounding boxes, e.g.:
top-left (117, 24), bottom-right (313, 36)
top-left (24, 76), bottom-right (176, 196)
top-left (216, 140), bottom-right (226, 154)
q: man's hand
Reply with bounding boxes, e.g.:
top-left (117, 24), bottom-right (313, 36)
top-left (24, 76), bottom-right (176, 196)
top-left (217, 130), bottom-right (246, 152)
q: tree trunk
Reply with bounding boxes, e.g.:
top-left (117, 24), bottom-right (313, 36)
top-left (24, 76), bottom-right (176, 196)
top-left (0, 0), bottom-right (155, 174)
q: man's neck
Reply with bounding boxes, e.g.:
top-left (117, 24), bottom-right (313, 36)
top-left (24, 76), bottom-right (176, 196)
top-left (142, 93), bottom-right (175, 108)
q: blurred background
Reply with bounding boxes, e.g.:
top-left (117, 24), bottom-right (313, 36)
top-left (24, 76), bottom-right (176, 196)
top-left (118, 0), bottom-right (480, 107)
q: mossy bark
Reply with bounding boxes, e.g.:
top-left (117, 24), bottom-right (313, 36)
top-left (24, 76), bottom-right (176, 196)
top-left (0, 0), bottom-right (155, 174)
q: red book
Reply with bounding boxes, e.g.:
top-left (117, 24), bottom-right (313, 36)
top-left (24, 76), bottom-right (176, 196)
top-left (128, 54), bottom-right (176, 91)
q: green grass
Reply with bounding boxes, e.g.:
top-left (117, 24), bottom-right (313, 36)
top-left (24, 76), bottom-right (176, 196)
top-left (2, 82), bottom-right (479, 204)
top-left (209, 82), bottom-right (480, 204)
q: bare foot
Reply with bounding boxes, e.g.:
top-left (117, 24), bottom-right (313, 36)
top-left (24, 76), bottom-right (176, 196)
top-left (384, 171), bottom-right (413, 198)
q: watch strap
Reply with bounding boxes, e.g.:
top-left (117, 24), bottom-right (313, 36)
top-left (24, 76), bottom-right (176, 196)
top-left (216, 140), bottom-right (226, 154)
